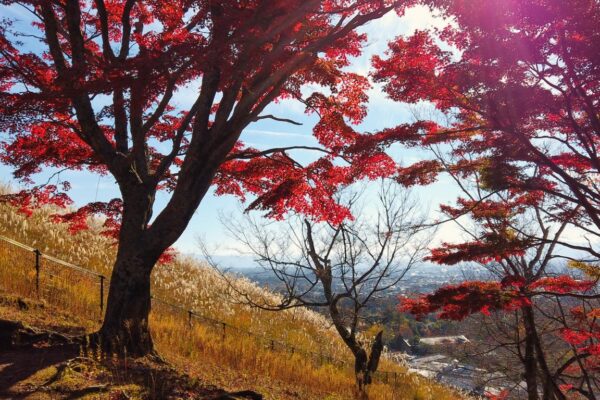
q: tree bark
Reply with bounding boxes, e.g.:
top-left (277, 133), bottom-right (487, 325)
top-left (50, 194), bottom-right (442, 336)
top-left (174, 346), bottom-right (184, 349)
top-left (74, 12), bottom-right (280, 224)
top-left (354, 347), bottom-right (370, 398)
top-left (93, 185), bottom-right (162, 357)
top-left (352, 331), bottom-right (383, 398)
top-left (92, 131), bottom-right (237, 356)
top-left (97, 251), bottom-right (154, 356)
top-left (522, 306), bottom-right (566, 400)
top-left (93, 147), bottom-right (228, 356)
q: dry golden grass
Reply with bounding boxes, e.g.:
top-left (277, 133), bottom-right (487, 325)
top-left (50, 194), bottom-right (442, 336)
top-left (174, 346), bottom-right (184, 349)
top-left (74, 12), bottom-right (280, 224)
top-left (0, 191), bottom-right (466, 400)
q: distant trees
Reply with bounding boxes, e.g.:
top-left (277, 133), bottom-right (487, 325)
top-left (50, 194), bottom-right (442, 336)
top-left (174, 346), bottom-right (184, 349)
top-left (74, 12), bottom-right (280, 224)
top-left (370, 1), bottom-right (600, 398)
top-left (218, 182), bottom-right (429, 396)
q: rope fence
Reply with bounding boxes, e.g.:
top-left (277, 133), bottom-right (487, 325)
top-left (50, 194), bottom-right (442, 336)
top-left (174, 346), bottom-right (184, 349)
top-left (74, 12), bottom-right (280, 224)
top-left (0, 234), bottom-right (403, 386)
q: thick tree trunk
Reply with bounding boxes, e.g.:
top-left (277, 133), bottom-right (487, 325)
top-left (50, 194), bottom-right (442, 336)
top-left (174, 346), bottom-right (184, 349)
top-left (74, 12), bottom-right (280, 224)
top-left (91, 185), bottom-right (163, 357)
top-left (92, 143), bottom-right (229, 357)
top-left (96, 251), bottom-right (154, 356)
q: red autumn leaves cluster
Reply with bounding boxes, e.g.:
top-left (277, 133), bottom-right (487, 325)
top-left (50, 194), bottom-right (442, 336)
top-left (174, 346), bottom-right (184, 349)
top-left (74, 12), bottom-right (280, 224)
top-left (368, 0), bottom-right (600, 307)
top-left (375, 0), bottom-right (600, 226)
top-left (399, 277), bottom-right (596, 321)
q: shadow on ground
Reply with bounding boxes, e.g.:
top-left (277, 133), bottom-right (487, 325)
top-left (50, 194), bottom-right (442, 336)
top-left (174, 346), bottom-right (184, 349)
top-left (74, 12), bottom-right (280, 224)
top-left (0, 317), bottom-right (262, 400)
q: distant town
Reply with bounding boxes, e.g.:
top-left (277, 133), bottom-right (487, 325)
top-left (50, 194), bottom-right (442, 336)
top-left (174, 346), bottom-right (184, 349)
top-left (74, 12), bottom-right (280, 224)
top-left (231, 261), bottom-right (490, 295)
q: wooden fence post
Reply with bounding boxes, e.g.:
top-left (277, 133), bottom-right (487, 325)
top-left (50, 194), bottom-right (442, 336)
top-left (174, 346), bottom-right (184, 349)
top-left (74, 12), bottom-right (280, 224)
top-left (33, 249), bottom-right (41, 297)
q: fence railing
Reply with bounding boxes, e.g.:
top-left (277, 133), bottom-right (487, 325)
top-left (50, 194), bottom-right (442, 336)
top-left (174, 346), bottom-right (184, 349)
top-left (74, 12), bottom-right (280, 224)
top-left (0, 234), bottom-right (404, 386)
top-left (0, 234), bottom-right (106, 320)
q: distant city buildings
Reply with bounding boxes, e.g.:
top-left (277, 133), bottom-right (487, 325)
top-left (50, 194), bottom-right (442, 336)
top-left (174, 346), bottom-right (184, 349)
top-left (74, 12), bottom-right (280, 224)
top-left (387, 337), bottom-right (521, 397)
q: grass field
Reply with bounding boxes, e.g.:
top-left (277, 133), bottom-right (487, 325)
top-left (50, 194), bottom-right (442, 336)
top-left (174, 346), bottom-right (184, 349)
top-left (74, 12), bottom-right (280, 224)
top-left (0, 194), bottom-right (466, 400)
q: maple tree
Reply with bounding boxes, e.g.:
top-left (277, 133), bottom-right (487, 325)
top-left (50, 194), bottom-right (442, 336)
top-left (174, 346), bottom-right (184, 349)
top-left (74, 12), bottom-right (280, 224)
top-left (369, 1), bottom-right (600, 397)
top-left (388, 143), bottom-right (598, 398)
top-left (0, 0), bottom-right (419, 356)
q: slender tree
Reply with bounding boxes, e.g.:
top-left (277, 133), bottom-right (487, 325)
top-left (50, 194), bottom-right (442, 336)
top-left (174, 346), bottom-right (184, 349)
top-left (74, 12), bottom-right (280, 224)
top-left (213, 182), bottom-right (430, 396)
top-left (0, 0), bottom-right (418, 355)
top-left (399, 196), bottom-right (599, 399)
top-left (394, 149), bottom-right (599, 399)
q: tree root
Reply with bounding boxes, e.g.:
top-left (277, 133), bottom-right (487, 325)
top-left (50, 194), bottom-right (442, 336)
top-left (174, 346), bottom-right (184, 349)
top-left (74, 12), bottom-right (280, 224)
top-left (0, 318), bottom-right (77, 349)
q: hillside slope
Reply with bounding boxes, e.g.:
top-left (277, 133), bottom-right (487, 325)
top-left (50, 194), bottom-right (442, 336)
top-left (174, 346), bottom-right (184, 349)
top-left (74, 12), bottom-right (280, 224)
top-left (0, 193), bottom-right (466, 400)
top-left (0, 294), bottom-right (264, 399)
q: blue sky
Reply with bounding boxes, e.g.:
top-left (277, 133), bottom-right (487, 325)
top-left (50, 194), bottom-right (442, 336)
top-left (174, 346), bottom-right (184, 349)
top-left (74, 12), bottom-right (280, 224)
top-left (0, 5), bottom-right (464, 258)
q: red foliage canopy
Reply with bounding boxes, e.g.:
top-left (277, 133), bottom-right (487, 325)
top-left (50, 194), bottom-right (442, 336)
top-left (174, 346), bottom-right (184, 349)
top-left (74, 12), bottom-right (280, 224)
top-left (0, 0), bottom-right (417, 240)
top-left (370, 0), bottom-right (600, 318)
top-left (373, 0), bottom-right (600, 236)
